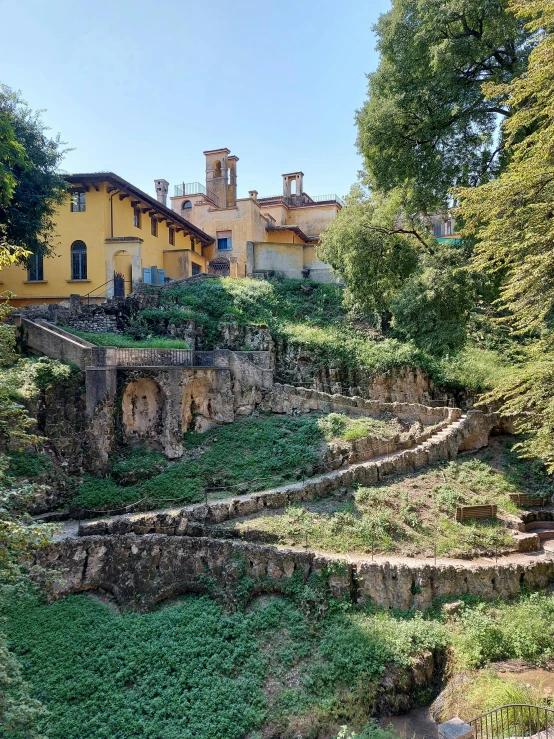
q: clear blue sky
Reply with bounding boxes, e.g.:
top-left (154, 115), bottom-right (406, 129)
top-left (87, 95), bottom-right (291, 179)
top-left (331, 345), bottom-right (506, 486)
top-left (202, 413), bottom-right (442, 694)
top-left (2, 0), bottom-right (390, 201)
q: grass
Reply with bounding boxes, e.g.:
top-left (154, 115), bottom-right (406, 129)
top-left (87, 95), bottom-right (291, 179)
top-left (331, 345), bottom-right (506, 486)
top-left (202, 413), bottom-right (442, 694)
top-left (317, 413), bottom-right (403, 442)
top-left (60, 328), bottom-right (190, 349)
top-left (72, 415), bottom-right (325, 510)
top-left (1, 592), bottom-right (447, 739)
top-left (71, 410), bottom-right (441, 512)
top-left (134, 277), bottom-right (510, 390)
top-left (223, 439), bottom-right (546, 558)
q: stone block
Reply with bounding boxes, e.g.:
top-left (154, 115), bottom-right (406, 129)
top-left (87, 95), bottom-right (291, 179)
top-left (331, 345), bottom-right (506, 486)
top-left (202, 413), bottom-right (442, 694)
top-left (438, 718), bottom-right (473, 739)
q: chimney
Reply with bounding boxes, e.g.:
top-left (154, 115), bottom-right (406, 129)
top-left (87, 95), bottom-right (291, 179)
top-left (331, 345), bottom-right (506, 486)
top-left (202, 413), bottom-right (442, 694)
top-left (249, 190), bottom-right (258, 202)
top-left (154, 179), bottom-right (169, 207)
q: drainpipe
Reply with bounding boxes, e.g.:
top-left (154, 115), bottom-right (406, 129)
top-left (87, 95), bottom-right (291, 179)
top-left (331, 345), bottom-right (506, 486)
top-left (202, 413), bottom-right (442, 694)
top-left (109, 188), bottom-right (121, 238)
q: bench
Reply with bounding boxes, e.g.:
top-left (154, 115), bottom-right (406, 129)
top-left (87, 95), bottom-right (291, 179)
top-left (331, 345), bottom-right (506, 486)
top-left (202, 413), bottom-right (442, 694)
top-left (455, 504), bottom-right (497, 523)
top-left (509, 493), bottom-right (550, 508)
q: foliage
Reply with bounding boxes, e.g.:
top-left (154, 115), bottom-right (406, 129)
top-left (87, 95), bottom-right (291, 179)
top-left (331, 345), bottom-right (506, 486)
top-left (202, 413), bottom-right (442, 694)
top-left (0, 592), bottom-right (448, 739)
top-left (231, 444), bottom-right (539, 558)
top-left (0, 84), bottom-right (66, 260)
top-left (73, 415), bottom-right (324, 510)
top-left (479, 344), bottom-right (554, 471)
top-left (460, 0), bottom-right (554, 335)
top-left (61, 328), bottom-right (190, 349)
top-left (317, 186), bottom-right (421, 314)
top-left (452, 592), bottom-right (554, 669)
top-left (356, 0), bottom-right (528, 214)
top-left (336, 723), bottom-right (401, 739)
top-left (433, 346), bottom-right (511, 392)
top-left (317, 413), bottom-right (399, 442)
top-left (0, 634), bottom-right (46, 739)
top-left (389, 246), bottom-right (477, 354)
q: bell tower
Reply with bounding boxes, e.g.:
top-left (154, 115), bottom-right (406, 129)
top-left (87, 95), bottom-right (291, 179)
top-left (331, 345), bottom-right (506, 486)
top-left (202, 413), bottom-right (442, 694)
top-left (204, 148), bottom-right (230, 208)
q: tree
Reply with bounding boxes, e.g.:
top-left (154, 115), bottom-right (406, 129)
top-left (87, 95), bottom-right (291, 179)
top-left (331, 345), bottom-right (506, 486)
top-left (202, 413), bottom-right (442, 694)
top-left (318, 185), bottom-right (422, 316)
top-left (459, 0), bottom-right (554, 466)
top-left (356, 0), bottom-right (530, 214)
top-left (0, 84), bottom-right (67, 262)
top-left (389, 245), bottom-right (476, 354)
top-left (459, 0), bottom-right (554, 334)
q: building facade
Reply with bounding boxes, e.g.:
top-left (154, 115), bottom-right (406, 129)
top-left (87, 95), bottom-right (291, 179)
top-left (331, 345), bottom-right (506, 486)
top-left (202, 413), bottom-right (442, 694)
top-left (169, 148), bottom-right (343, 282)
top-left (0, 173), bottom-right (214, 306)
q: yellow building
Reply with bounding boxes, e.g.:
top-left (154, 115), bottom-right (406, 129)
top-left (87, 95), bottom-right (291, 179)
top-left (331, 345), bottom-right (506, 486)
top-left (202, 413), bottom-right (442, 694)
top-left (169, 148), bottom-right (343, 282)
top-left (0, 173), bottom-right (214, 306)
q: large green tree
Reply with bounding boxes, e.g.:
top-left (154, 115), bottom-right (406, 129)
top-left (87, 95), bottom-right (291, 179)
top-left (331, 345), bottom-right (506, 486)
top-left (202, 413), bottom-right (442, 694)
top-left (459, 0), bottom-right (554, 468)
top-left (0, 84), bottom-right (66, 263)
top-left (356, 0), bottom-right (529, 214)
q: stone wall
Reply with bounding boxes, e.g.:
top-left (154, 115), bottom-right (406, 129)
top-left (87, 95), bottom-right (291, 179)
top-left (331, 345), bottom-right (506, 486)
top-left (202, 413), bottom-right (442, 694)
top-left (36, 533), bottom-right (554, 613)
top-left (17, 318), bottom-right (93, 370)
top-left (262, 384), bottom-right (459, 425)
top-left (79, 410), bottom-right (501, 536)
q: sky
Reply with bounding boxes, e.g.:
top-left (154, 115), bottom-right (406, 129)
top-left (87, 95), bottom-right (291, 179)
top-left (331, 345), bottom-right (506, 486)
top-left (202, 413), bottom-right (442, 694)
top-left (1, 0), bottom-right (390, 201)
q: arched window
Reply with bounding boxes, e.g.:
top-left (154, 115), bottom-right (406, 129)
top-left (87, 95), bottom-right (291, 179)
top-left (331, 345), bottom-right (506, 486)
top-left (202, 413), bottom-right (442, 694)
top-left (213, 160), bottom-right (222, 178)
top-left (182, 200), bottom-right (192, 211)
top-left (71, 240), bottom-right (87, 280)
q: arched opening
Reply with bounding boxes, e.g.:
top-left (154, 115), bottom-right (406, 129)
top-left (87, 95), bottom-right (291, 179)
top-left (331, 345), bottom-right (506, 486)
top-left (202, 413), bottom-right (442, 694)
top-left (71, 240), bottom-right (87, 280)
top-left (122, 378), bottom-right (166, 450)
top-left (181, 200), bottom-right (192, 219)
top-left (290, 179), bottom-right (297, 195)
top-left (113, 249), bottom-right (132, 296)
top-left (213, 160), bottom-right (222, 178)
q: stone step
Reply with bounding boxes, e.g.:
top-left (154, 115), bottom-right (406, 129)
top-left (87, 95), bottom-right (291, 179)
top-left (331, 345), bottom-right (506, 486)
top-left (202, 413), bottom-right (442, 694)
top-left (525, 521), bottom-right (554, 533)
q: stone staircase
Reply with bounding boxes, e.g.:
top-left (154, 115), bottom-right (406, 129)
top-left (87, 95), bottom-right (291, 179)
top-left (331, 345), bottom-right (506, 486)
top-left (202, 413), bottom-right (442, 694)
top-left (525, 521), bottom-right (554, 542)
top-left (78, 412), bottom-right (475, 537)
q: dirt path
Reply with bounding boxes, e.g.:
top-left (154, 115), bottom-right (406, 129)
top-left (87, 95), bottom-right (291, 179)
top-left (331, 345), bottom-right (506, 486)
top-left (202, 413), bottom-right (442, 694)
top-left (380, 706), bottom-right (439, 739)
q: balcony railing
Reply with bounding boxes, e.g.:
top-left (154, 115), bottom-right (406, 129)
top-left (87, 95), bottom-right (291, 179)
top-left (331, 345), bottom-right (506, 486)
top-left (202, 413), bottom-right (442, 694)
top-left (258, 193), bottom-right (345, 207)
top-left (174, 182), bottom-right (219, 207)
top-left (311, 194), bottom-right (345, 206)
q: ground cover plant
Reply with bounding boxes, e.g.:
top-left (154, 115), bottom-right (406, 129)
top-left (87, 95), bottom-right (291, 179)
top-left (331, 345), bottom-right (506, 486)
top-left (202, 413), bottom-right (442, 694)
top-left (60, 328), bottom-right (190, 349)
top-left (5, 588), bottom-right (554, 738)
top-left (0, 590), bottom-right (447, 739)
top-left (317, 413), bottom-right (403, 442)
top-left (222, 439), bottom-right (549, 558)
top-left (72, 414), bottom-right (325, 510)
top-left (136, 277), bottom-right (508, 392)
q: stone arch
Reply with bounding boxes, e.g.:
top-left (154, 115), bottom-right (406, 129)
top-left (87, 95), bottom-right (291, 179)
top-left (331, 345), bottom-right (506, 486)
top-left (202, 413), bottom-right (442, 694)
top-left (182, 376), bottom-right (216, 432)
top-left (122, 378), bottom-right (166, 449)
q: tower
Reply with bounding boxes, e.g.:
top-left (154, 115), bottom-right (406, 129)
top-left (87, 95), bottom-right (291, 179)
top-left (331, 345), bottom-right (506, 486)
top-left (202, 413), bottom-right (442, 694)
top-left (282, 172), bottom-right (304, 201)
top-left (204, 148), bottom-right (230, 208)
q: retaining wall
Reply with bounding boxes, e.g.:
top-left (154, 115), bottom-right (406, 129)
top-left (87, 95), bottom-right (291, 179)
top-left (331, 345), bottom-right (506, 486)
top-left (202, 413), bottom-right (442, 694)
top-left (36, 533), bottom-right (554, 613)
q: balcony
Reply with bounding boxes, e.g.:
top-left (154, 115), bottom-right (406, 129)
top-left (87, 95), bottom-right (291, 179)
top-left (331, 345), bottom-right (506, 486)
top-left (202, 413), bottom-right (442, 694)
top-left (311, 194), bottom-right (345, 207)
top-left (174, 182), bottom-right (219, 207)
top-left (257, 193), bottom-right (345, 208)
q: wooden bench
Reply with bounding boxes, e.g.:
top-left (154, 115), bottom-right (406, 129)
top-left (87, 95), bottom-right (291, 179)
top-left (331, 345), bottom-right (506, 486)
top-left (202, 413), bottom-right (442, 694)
top-left (509, 493), bottom-right (550, 508)
top-left (455, 504), bottom-right (497, 523)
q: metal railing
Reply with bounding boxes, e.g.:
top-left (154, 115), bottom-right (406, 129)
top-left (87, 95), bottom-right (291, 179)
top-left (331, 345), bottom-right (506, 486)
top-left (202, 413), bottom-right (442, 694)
top-left (174, 182), bottom-right (219, 206)
top-left (83, 278), bottom-right (132, 304)
top-left (90, 348), bottom-right (215, 367)
top-left (311, 194), bottom-right (345, 206)
top-left (470, 704), bottom-right (554, 739)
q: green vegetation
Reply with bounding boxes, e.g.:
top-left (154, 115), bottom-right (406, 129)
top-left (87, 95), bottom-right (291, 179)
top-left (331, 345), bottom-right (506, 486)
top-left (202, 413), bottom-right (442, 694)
top-left (138, 276), bottom-right (507, 391)
top-left (61, 328), bottom-right (190, 349)
top-left (1, 591), bottom-right (447, 739)
top-left (73, 415), bottom-right (324, 510)
top-left (317, 413), bottom-right (400, 442)
top-left (5, 588), bottom-right (554, 738)
top-left (226, 440), bottom-right (547, 558)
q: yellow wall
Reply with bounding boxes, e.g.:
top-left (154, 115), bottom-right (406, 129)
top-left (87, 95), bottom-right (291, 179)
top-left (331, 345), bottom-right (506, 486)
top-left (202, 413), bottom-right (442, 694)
top-left (0, 181), bottom-right (210, 303)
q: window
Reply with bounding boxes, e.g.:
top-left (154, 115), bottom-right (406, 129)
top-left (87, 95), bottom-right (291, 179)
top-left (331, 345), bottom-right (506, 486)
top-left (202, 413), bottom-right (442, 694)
top-left (151, 217), bottom-right (158, 237)
top-left (27, 251), bottom-right (44, 281)
top-left (134, 207), bottom-right (141, 228)
top-left (192, 263), bottom-right (201, 275)
top-left (71, 192), bottom-right (86, 212)
top-left (217, 230), bottom-right (232, 250)
top-left (182, 200), bottom-right (192, 211)
top-left (433, 222), bottom-right (442, 237)
top-left (71, 240), bottom-right (87, 280)
top-left (169, 227), bottom-right (175, 246)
